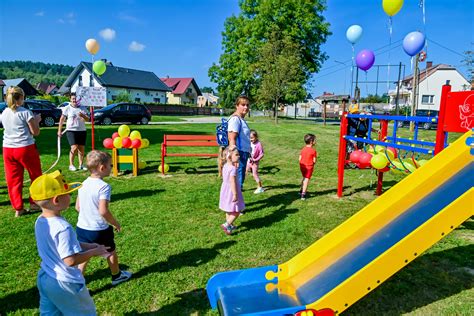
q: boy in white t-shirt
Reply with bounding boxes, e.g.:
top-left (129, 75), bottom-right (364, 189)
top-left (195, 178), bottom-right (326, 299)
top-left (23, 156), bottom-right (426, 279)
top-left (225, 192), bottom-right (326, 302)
top-left (75, 150), bottom-right (132, 285)
top-left (30, 170), bottom-right (109, 315)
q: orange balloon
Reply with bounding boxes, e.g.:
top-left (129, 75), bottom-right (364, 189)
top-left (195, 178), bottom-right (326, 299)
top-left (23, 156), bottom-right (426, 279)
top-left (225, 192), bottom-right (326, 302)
top-left (85, 38), bottom-right (100, 55)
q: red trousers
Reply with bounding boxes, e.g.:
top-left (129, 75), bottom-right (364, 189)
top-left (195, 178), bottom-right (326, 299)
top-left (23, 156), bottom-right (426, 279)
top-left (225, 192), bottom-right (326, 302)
top-left (3, 144), bottom-right (42, 211)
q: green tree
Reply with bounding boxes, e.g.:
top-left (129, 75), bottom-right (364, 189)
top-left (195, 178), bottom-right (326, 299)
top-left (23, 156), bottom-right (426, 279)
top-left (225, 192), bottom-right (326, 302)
top-left (209, 0), bottom-right (330, 108)
top-left (115, 90), bottom-right (132, 103)
top-left (461, 45), bottom-right (473, 86)
top-left (201, 86), bottom-right (215, 94)
top-left (256, 27), bottom-right (307, 123)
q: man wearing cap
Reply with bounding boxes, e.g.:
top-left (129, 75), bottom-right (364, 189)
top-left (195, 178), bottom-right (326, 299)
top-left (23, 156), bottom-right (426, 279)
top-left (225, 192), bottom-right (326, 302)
top-left (31, 171), bottom-right (109, 315)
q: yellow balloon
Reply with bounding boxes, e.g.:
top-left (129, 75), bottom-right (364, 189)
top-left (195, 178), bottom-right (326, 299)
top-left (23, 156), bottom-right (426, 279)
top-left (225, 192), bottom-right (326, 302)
top-left (138, 160), bottom-right (147, 169)
top-left (85, 38), bottom-right (100, 55)
top-left (130, 130), bottom-right (142, 141)
top-left (113, 137), bottom-right (123, 148)
top-left (140, 138), bottom-right (149, 149)
top-left (118, 125), bottom-right (130, 138)
top-left (383, 0), bottom-right (404, 17)
top-left (158, 163), bottom-right (170, 173)
top-left (371, 154), bottom-right (388, 169)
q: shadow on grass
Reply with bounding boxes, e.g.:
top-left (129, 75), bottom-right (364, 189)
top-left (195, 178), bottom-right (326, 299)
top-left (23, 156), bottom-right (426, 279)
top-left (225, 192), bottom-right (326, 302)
top-left (239, 207), bottom-right (299, 232)
top-left (258, 165), bottom-right (281, 175)
top-left (89, 241), bottom-right (236, 296)
top-left (459, 219), bottom-right (474, 230)
top-left (124, 288), bottom-right (209, 315)
top-left (346, 244), bottom-right (474, 315)
top-left (111, 189), bottom-right (164, 202)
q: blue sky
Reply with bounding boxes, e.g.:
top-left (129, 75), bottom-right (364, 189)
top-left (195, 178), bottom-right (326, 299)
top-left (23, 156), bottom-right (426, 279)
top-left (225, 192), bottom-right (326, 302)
top-left (0, 0), bottom-right (472, 98)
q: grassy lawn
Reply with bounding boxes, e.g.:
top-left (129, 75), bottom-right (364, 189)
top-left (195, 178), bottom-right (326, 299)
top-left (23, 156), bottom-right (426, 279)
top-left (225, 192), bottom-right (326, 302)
top-left (0, 118), bottom-right (472, 315)
top-left (150, 115), bottom-right (185, 122)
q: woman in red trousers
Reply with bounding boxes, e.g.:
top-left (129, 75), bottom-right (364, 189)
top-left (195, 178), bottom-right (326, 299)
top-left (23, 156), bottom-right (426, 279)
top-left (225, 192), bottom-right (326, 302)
top-left (2, 86), bottom-right (42, 217)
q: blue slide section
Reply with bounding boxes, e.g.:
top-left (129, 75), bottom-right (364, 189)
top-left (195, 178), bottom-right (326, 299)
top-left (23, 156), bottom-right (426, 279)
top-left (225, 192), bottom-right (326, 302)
top-left (207, 163), bottom-right (473, 316)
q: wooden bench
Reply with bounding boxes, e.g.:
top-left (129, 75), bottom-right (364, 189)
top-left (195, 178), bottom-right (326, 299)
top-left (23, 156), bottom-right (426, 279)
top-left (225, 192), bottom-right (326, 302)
top-left (161, 134), bottom-right (219, 174)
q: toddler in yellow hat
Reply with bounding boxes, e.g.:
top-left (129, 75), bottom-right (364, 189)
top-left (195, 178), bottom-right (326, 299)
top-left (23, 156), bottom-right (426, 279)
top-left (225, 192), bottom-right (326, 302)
top-left (30, 170), bottom-right (109, 315)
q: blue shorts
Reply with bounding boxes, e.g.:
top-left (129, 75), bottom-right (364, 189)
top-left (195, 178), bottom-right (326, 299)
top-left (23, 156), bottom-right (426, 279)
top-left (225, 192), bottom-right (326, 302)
top-left (76, 226), bottom-right (116, 252)
top-left (37, 269), bottom-right (96, 315)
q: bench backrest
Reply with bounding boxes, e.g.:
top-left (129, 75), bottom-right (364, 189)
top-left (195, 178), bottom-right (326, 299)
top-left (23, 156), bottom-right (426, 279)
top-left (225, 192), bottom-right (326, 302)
top-left (163, 134), bottom-right (218, 147)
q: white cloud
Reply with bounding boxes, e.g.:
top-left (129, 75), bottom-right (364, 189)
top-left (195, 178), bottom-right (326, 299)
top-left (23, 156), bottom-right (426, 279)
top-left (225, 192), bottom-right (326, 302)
top-left (35, 11), bottom-right (45, 17)
top-left (128, 41), bottom-right (145, 52)
top-left (58, 12), bottom-right (76, 24)
top-left (99, 28), bottom-right (116, 41)
top-left (118, 12), bottom-right (140, 24)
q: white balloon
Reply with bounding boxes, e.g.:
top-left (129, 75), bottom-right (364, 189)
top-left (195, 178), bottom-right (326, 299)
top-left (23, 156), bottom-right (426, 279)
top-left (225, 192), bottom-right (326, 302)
top-left (346, 25), bottom-right (363, 44)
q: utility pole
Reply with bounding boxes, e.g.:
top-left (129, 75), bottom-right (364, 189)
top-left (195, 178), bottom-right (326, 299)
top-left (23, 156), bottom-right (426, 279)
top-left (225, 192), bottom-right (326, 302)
top-left (410, 53), bottom-right (420, 132)
top-left (395, 62), bottom-right (402, 115)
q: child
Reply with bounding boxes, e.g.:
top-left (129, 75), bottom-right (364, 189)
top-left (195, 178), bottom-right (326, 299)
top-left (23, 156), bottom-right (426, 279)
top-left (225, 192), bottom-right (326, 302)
top-left (246, 130), bottom-right (265, 194)
top-left (219, 147), bottom-right (245, 235)
top-left (75, 150), bottom-right (132, 285)
top-left (30, 170), bottom-right (109, 315)
top-left (299, 134), bottom-right (317, 200)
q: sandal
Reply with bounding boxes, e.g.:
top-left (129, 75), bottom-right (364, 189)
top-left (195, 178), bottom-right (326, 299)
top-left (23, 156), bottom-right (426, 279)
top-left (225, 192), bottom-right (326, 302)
top-left (29, 204), bottom-right (41, 211)
top-left (15, 210), bottom-right (26, 217)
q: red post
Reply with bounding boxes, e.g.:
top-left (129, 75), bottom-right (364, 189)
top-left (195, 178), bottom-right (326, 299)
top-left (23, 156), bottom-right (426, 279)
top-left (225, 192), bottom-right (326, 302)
top-left (161, 136), bottom-right (166, 175)
top-left (90, 106), bottom-right (95, 150)
top-left (434, 83), bottom-right (451, 155)
top-left (376, 119), bottom-right (389, 196)
top-left (337, 112), bottom-right (349, 197)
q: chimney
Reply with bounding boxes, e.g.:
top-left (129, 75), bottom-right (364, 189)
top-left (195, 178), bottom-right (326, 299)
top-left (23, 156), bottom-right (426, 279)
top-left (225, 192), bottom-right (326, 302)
top-left (426, 61), bottom-right (433, 68)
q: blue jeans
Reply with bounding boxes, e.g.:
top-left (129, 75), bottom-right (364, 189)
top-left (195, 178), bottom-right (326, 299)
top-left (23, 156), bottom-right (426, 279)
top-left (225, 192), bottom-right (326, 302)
top-left (238, 151), bottom-right (249, 189)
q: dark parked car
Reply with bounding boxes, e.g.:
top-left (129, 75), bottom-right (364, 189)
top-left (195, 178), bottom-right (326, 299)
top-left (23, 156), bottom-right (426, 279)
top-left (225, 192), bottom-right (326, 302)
top-left (397, 109), bottom-right (439, 130)
top-left (93, 103), bottom-right (152, 125)
top-left (0, 100), bottom-right (62, 127)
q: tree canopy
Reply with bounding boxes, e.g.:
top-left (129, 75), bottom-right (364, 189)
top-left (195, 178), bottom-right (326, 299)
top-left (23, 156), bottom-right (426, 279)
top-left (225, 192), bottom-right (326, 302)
top-left (209, 0), bottom-right (331, 108)
top-left (0, 60), bottom-right (74, 87)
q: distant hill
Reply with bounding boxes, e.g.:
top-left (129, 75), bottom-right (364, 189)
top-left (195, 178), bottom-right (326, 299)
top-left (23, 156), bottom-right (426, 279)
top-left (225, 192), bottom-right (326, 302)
top-left (0, 61), bottom-right (74, 88)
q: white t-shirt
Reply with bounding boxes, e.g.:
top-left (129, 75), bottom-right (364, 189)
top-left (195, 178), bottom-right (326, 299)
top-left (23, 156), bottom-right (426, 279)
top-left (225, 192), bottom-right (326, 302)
top-left (35, 216), bottom-right (85, 284)
top-left (62, 105), bottom-right (88, 131)
top-left (227, 116), bottom-right (251, 153)
top-left (77, 177), bottom-right (111, 231)
top-left (1, 107), bottom-right (35, 148)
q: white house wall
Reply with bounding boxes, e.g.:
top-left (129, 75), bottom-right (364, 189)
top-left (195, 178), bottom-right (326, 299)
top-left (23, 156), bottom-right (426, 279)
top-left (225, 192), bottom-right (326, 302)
top-left (71, 68), bottom-right (167, 103)
top-left (417, 69), bottom-right (469, 110)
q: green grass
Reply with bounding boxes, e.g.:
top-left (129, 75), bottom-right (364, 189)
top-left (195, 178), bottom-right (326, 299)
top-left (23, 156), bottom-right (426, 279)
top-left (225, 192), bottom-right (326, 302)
top-left (150, 115), bottom-right (185, 122)
top-left (0, 118), bottom-right (472, 315)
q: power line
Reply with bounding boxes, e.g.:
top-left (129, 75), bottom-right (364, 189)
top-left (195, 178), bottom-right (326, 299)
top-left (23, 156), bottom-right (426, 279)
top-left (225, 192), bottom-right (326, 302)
top-left (316, 39), bottom-right (404, 74)
top-left (427, 37), bottom-right (465, 58)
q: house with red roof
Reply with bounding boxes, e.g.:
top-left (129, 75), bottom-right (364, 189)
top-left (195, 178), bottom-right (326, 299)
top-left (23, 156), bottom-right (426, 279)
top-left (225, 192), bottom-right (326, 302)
top-left (160, 77), bottom-right (202, 105)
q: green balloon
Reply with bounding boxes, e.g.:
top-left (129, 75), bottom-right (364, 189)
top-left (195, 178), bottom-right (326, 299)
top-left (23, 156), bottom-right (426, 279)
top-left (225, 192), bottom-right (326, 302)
top-left (93, 60), bottom-right (106, 76)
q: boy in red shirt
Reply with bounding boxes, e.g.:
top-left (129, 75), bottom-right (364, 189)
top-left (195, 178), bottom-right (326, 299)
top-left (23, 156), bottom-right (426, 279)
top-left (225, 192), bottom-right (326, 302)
top-left (299, 134), bottom-right (317, 200)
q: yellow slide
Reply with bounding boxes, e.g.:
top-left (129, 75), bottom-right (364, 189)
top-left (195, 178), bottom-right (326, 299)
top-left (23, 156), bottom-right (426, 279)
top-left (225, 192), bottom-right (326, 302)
top-left (207, 131), bottom-right (473, 315)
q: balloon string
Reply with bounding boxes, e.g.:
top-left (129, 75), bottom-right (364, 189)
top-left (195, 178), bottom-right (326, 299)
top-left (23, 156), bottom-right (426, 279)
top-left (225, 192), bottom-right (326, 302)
top-left (387, 17), bottom-right (392, 102)
top-left (351, 44), bottom-right (355, 98)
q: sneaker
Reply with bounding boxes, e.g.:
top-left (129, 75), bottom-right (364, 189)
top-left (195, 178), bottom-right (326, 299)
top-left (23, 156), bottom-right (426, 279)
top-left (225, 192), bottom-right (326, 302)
top-left (229, 224), bottom-right (238, 231)
top-left (220, 223), bottom-right (232, 235)
top-left (111, 270), bottom-right (132, 286)
top-left (253, 187), bottom-right (265, 194)
top-left (300, 193), bottom-right (306, 201)
top-left (68, 165), bottom-right (77, 171)
top-left (79, 165), bottom-right (88, 171)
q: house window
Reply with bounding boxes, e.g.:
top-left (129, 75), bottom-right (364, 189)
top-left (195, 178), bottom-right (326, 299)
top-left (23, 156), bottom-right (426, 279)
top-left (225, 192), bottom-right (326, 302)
top-left (89, 75), bottom-right (93, 87)
top-left (79, 76), bottom-right (83, 87)
top-left (135, 97), bottom-right (141, 102)
top-left (421, 95), bottom-right (434, 104)
top-left (112, 95), bottom-right (117, 101)
top-left (127, 89), bottom-right (131, 94)
top-left (145, 91), bottom-right (150, 96)
top-left (153, 98), bottom-right (160, 103)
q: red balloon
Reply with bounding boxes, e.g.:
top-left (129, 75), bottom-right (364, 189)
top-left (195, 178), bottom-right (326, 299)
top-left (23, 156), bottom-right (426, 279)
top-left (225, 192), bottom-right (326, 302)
top-left (349, 150), bottom-right (363, 163)
top-left (131, 139), bottom-right (142, 148)
top-left (103, 138), bottom-right (114, 149)
top-left (359, 152), bottom-right (373, 169)
top-left (387, 147), bottom-right (398, 159)
top-left (122, 137), bottom-right (132, 148)
top-left (112, 132), bottom-right (119, 139)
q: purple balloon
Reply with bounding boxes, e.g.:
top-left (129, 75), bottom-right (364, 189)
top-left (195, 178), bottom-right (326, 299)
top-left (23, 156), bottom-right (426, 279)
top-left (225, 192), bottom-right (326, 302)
top-left (356, 49), bottom-right (375, 71)
top-left (403, 31), bottom-right (425, 57)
